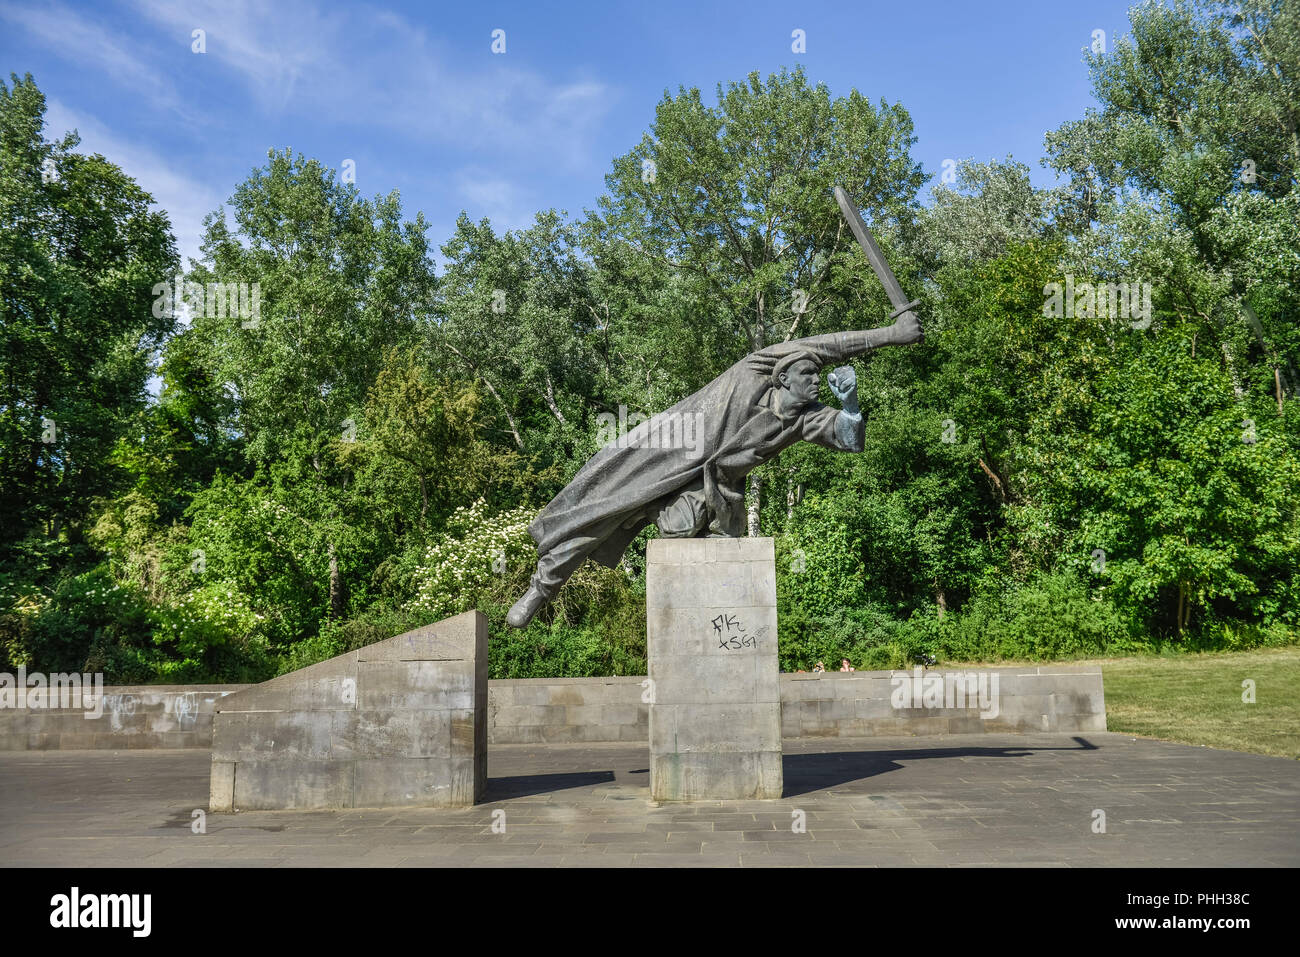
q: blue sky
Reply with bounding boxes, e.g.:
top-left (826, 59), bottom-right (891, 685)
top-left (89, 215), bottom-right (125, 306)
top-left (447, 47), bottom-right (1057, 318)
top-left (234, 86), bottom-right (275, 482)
top-left (3, 0), bottom-right (1141, 267)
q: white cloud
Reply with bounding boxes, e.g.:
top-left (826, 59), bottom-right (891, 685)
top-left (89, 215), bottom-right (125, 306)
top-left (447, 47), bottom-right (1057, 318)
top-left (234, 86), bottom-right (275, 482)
top-left (44, 99), bottom-right (221, 268)
top-left (0, 0), bottom-right (200, 124)
top-left (13, 1), bottom-right (613, 264)
top-left (127, 0), bottom-right (616, 169)
top-left (455, 172), bottom-right (535, 232)
top-left (128, 0), bottom-right (339, 113)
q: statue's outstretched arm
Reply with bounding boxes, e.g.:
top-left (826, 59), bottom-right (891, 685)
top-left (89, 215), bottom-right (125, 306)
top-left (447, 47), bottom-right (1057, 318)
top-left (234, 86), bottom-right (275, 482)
top-left (757, 311), bottom-right (924, 369)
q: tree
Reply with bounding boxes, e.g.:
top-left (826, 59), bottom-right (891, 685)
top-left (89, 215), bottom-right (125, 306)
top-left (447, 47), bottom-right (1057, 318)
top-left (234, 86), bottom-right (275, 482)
top-left (584, 65), bottom-right (928, 531)
top-left (434, 209), bottom-right (606, 499)
top-left (0, 74), bottom-right (176, 571)
top-left (184, 149), bottom-right (436, 619)
top-left (361, 346), bottom-right (525, 530)
top-left (1045, 0), bottom-right (1299, 406)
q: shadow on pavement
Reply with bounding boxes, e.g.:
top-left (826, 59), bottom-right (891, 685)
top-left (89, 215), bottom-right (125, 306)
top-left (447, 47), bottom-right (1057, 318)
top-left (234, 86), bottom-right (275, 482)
top-left (486, 769), bottom-right (617, 799)
top-left (782, 737), bottom-right (1099, 797)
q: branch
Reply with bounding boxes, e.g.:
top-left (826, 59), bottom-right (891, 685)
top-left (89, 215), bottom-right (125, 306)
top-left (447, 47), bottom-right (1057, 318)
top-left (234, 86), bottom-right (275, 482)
top-left (444, 342), bottom-right (525, 450)
top-left (543, 374), bottom-right (568, 425)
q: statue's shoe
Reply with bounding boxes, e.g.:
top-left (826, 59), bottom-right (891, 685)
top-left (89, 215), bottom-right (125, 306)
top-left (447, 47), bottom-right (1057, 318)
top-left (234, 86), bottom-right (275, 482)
top-left (507, 585), bottom-right (548, 629)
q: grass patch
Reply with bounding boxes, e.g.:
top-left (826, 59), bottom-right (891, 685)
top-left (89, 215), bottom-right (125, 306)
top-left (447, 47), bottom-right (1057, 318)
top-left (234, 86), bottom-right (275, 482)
top-left (1099, 647), bottom-right (1300, 760)
top-left (943, 646), bottom-right (1300, 760)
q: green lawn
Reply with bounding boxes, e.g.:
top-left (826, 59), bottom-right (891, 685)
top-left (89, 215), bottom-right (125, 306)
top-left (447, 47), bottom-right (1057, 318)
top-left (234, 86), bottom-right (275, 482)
top-left (1099, 647), bottom-right (1300, 760)
top-left (951, 647), bottom-right (1300, 760)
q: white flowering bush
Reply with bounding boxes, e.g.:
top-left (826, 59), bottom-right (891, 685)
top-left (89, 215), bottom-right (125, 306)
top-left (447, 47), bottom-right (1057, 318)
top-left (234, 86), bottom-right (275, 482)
top-left (411, 499), bottom-right (537, 620)
top-left (5, 568), bottom-right (158, 678)
top-left (157, 580), bottom-right (261, 660)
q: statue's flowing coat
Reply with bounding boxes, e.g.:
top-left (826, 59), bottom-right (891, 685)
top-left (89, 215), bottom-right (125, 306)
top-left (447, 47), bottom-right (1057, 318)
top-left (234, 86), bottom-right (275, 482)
top-left (527, 332), bottom-right (869, 567)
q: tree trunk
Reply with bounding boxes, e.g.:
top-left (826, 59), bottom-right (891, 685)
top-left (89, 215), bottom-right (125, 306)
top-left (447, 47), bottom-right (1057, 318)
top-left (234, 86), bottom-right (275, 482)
top-left (542, 374), bottom-right (568, 425)
top-left (328, 541), bottom-right (344, 620)
top-left (978, 436), bottom-right (1012, 503)
top-left (747, 473), bottom-right (762, 536)
top-left (1222, 342), bottom-right (1245, 398)
top-left (935, 583), bottom-right (947, 620)
top-left (444, 342), bottom-right (524, 449)
top-left (477, 374), bottom-right (524, 449)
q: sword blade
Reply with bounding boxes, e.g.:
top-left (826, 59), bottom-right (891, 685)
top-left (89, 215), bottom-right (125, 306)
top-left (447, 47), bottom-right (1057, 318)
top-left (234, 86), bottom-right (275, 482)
top-left (834, 185), bottom-right (909, 311)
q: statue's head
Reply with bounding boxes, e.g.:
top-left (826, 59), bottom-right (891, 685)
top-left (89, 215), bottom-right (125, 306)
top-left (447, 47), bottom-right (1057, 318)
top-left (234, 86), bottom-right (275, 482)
top-left (775, 356), bottom-right (820, 409)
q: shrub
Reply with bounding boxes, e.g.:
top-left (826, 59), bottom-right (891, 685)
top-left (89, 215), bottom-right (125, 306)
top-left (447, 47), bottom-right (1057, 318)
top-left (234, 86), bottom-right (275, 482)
top-left (777, 602), bottom-right (911, 672)
top-left (154, 581), bottom-right (275, 682)
top-left (20, 567), bottom-right (158, 680)
top-left (479, 561), bottom-right (647, 678)
top-left (775, 506), bottom-right (867, 618)
top-left (410, 499), bottom-right (536, 620)
top-left (276, 629), bottom-right (348, 675)
top-left (937, 570), bottom-right (1130, 661)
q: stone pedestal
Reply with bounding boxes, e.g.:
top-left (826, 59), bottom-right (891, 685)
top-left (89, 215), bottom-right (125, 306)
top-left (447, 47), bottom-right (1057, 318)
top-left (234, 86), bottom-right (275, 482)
top-left (647, 537), bottom-right (783, 801)
top-left (209, 610), bottom-right (487, 811)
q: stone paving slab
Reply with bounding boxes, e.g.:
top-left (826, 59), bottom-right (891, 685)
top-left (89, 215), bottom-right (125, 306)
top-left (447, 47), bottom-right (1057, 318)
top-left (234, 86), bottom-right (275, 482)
top-left (0, 733), bottom-right (1296, 867)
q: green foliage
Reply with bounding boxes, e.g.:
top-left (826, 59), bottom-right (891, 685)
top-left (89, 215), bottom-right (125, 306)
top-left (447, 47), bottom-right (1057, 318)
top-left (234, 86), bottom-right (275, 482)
top-left (478, 560), bottom-right (648, 679)
top-left (152, 580), bottom-right (273, 681)
top-left (484, 618), bottom-right (646, 679)
top-left (776, 602), bottom-right (910, 672)
top-left (276, 630), bottom-right (347, 676)
top-left (936, 571), bottom-right (1132, 662)
top-left (5, 15), bottom-right (1299, 685)
top-left (14, 567), bottom-right (158, 681)
top-left (0, 73), bottom-right (177, 568)
top-left (411, 499), bottom-right (537, 621)
top-left (776, 502), bottom-right (867, 617)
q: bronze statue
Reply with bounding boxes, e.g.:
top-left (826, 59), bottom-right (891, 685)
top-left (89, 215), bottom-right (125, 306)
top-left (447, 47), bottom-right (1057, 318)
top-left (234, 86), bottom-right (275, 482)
top-left (507, 188), bottom-right (924, 628)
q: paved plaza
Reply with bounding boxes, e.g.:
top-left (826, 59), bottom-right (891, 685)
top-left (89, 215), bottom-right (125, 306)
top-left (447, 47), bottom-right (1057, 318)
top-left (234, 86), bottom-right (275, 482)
top-left (2, 733), bottom-right (1297, 867)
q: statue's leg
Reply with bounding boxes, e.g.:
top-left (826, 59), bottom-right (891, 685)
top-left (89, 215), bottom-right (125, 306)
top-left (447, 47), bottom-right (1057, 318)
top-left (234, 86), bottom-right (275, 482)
top-left (704, 479), bottom-right (747, 537)
top-left (654, 487), bottom-right (710, 538)
top-left (508, 515), bottom-right (622, 628)
top-left (701, 450), bottom-right (756, 537)
top-left (530, 535), bottom-right (602, 595)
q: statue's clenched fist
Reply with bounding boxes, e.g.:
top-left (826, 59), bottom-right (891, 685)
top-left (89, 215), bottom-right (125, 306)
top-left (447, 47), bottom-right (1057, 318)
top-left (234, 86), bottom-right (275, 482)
top-left (828, 365), bottom-right (857, 403)
top-left (891, 310), bottom-right (924, 345)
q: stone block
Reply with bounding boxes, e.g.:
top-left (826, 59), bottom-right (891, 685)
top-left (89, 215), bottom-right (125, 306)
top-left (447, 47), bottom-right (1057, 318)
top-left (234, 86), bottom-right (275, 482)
top-left (650, 749), bottom-right (782, 801)
top-left (546, 685), bottom-right (587, 706)
top-left (231, 758), bottom-right (354, 810)
top-left (355, 660), bottom-right (475, 711)
top-left (209, 610), bottom-right (486, 810)
top-left (600, 705), bottom-right (642, 726)
top-left (503, 683), bottom-right (557, 706)
top-left (209, 760), bottom-right (235, 811)
top-left (654, 703), bottom-right (781, 753)
top-left (647, 537), bottom-right (783, 801)
top-left (1069, 712), bottom-right (1107, 732)
top-left (852, 696), bottom-right (897, 719)
top-left (562, 704), bottom-right (606, 727)
top-left (617, 722), bottom-right (649, 742)
top-left (52, 732), bottom-right (96, 749)
top-left (352, 757), bottom-right (476, 808)
top-left (494, 724), bottom-right (544, 745)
